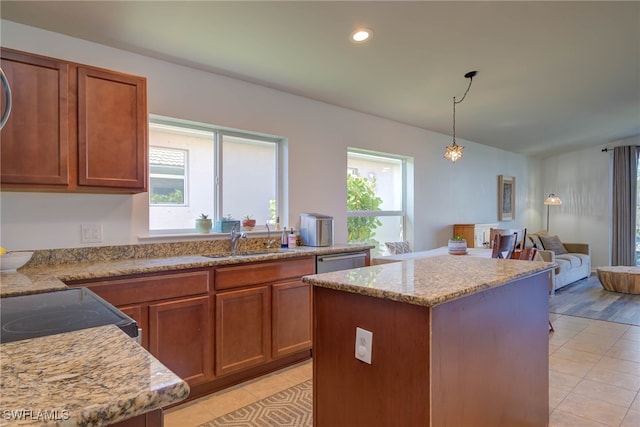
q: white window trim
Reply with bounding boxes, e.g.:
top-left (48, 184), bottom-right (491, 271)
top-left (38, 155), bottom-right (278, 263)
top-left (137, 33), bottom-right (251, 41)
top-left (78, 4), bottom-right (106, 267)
top-left (146, 114), bottom-right (284, 237)
top-left (347, 148), bottom-right (408, 244)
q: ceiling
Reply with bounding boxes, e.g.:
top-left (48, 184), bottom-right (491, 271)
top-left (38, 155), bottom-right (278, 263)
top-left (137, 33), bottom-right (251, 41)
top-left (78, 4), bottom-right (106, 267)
top-left (2, 1), bottom-right (639, 158)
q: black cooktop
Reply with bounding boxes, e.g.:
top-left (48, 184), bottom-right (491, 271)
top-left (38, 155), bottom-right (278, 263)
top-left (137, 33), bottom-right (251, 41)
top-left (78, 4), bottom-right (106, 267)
top-left (0, 287), bottom-right (138, 343)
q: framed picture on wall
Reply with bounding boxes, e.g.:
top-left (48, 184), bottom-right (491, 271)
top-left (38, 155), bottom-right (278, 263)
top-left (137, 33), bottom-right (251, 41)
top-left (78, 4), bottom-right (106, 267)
top-left (498, 175), bottom-right (515, 221)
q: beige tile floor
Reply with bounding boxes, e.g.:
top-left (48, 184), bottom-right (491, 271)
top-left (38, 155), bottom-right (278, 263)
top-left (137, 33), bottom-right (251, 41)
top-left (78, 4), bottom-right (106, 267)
top-left (165, 314), bottom-right (640, 427)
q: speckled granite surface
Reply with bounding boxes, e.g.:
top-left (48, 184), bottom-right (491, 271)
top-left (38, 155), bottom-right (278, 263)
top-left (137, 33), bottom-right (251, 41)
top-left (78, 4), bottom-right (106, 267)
top-left (0, 325), bottom-right (189, 427)
top-left (23, 238), bottom-right (366, 267)
top-left (1, 242), bottom-right (371, 297)
top-left (0, 240), bottom-right (370, 426)
top-left (303, 255), bottom-right (554, 307)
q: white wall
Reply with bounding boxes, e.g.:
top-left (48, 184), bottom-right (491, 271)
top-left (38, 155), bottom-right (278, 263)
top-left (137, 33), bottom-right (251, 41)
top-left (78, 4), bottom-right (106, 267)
top-left (0, 20), bottom-right (534, 251)
top-left (538, 145), bottom-right (611, 269)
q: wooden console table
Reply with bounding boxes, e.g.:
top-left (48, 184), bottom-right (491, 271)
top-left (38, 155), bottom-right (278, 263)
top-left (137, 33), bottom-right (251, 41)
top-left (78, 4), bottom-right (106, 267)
top-left (453, 223), bottom-right (497, 248)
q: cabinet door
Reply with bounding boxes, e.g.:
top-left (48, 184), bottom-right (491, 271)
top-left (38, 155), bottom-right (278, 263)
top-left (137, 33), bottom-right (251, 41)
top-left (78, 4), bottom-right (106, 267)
top-left (149, 295), bottom-right (213, 386)
top-left (215, 286), bottom-right (270, 376)
top-left (0, 49), bottom-right (71, 186)
top-left (77, 65), bottom-right (147, 191)
top-left (453, 224), bottom-right (476, 248)
top-left (272, 280), bottom-right (312, 358)
top-left (118, 304), bottom-right (149, 349)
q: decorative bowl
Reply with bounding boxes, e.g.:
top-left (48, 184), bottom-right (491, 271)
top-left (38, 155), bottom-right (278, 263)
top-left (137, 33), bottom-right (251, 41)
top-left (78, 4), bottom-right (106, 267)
top-left (0, 251), bottom-right (34, 272)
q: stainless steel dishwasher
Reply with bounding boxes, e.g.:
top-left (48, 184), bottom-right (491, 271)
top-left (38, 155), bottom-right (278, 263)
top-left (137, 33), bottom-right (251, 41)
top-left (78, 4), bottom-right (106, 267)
top-left (316, 251), bottom-right (368, 273)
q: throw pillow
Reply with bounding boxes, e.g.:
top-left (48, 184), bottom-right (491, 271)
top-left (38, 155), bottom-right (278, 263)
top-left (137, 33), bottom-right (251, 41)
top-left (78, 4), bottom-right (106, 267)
top-left (385, 241), bottom-right (411, 255)
top-left (539, 235), bottom-right (568, 255)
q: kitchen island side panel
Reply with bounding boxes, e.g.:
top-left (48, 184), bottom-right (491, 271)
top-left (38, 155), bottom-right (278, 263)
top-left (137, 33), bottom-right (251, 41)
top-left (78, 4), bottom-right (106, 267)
top-left (313, 287), bottom-right (430, 427)
top-left (431, 272), bottom-right (550, 427)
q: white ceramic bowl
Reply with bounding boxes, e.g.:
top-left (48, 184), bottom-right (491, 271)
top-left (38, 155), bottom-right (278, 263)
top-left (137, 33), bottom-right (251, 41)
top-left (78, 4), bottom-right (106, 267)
top-left (0, 251), bottom-right (34, 272)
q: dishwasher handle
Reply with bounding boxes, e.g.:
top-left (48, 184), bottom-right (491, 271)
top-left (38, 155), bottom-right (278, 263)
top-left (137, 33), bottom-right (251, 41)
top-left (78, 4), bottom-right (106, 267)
top-left (317, 253), bottom-right (366, 262)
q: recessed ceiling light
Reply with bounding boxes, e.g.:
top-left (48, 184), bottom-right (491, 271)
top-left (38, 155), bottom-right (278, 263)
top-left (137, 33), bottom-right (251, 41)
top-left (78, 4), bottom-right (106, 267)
top-left (351, 28), bottom-right (373, 43)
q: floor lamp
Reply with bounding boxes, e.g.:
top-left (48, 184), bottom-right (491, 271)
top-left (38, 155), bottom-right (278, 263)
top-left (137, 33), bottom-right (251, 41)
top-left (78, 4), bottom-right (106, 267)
top-left (544, 193), bottom-right (563, 232)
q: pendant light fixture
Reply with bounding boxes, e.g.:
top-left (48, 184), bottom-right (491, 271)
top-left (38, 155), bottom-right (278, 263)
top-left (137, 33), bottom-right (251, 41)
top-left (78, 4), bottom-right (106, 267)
top-left (444, 70), bottom-right (477, 163)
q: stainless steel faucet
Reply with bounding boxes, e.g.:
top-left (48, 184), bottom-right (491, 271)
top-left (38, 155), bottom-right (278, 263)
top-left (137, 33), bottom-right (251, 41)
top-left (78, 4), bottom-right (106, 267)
top-left (230, 223), bottom-right (246, 252)
top-left (265, 223), bottom-right (278, 249)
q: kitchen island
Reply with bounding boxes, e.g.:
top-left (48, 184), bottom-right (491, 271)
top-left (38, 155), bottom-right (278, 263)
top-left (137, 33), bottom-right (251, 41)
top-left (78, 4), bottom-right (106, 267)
top-left (304, 255), bottom-right (554, 427)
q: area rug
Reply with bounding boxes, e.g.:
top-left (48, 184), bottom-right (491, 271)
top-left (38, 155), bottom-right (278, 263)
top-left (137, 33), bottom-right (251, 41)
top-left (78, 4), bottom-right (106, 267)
top-left (549, 274), bottom-right (640, 326)
top-left (199, 380), bottom-right (312, 427)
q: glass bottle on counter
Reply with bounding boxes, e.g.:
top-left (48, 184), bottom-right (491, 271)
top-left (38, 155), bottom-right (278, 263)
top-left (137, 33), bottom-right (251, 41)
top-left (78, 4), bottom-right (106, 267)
top-left (281, 227), bottom-right (288, 248)
top-left (288, 229), bottom-right (297, 248)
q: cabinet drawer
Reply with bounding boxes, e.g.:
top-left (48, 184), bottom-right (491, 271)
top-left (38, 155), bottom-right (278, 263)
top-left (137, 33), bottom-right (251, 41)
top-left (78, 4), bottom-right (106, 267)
top-left (215, 257), bottom-right (315, 291)
top-left (73, 269), bottom-right (211, 305)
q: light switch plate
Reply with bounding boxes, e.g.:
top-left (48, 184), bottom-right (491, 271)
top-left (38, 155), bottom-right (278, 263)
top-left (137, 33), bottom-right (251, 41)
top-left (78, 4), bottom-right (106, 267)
top-left (81, 223), bottom-right (103, 243)
top-left (355, 327), bottom-right (373, 364)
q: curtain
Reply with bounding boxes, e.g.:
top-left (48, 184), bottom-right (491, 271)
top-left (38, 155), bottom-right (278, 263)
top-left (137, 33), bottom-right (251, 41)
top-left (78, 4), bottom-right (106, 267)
top-left (611, 146), bottom-right (639, 266)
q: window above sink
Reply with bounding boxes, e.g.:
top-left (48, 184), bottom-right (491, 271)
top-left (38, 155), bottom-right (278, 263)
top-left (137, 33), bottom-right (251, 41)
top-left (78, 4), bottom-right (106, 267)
top-left (148, 115), bottom-right (285, 235)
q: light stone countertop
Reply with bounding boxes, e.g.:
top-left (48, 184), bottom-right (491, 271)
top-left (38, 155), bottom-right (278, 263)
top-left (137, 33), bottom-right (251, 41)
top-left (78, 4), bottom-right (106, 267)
top-left (0, 244), bottom-right (371, 298)
top-left (0, 242), bottom-right (370, 426)
top-left (0, 325), bottom-right (189, 427)
top-left (303, 255), bottom-right (555, 307)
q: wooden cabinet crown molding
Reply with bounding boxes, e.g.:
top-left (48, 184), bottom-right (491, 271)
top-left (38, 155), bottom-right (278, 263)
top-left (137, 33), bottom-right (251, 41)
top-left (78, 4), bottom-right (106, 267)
top-left (0, 47), bottom-right (148, 194)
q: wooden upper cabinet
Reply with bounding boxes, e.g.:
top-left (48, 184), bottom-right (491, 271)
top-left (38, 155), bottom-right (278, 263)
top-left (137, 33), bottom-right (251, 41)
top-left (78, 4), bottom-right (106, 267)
top-left (0, 48), bottom-right (147, 193)
top-left (77, 66), bottom-right (147, 190)
top-left (0, 49), bottom-right (71, 185)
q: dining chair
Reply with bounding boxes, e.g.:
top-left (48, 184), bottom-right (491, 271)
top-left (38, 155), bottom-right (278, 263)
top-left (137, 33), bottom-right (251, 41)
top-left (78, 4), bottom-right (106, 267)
top-left (490, 227), bottom-right (527, 251)
top-left (491, 233), bottom-right (517, 259)
top-left (518, 247), bottom-right (538, 260)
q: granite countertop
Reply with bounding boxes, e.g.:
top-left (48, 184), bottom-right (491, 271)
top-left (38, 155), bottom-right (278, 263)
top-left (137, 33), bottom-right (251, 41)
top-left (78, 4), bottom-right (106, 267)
top-left (1, 244), bottom-right (372, 298)
top-left (303, 255), bottom-right (555, 307)
top-left (0, 324), bottom-right (189, 427)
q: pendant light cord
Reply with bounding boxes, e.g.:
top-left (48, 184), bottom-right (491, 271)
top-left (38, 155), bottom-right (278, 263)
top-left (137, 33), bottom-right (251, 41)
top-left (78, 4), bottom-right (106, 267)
top-left (452, 73), bottom-right (475, 145)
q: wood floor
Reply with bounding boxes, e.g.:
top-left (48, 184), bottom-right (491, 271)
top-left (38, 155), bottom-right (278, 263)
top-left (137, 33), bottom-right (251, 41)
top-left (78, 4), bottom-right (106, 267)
top-left (549, 274), bottom-right (640, 326)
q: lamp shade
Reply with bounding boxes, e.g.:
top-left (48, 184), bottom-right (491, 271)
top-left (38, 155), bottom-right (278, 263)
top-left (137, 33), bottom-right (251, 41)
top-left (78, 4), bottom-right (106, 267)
top-left (544, 194), bottom-right (562, 206)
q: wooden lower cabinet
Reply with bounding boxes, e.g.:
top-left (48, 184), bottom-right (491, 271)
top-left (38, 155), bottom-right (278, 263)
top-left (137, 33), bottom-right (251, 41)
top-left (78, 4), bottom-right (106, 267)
top-left (111, 409), bottom-right (163, 427)
top-left (272, 280), bottom-right (312, 358)
top-left (67, 269), bottom-right (213, 388)
top-left (214, 257), bottom-right (315, 378)
top-left (149, 295), bottom-right (213, 385)
top-left (215, 286), bottom-right (270, 377)
top-left (119, 304), bottom-right (148, 348)
top-left (68, 257), bottom-right (316, 403)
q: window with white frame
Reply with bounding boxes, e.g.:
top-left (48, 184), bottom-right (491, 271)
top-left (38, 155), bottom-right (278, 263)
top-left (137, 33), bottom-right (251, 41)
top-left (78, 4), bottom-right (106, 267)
top-left (149, 117), bottom-right (281, 233)
top-left (149, 147), bottom-right (187, 205)
top-left (347, 149), bottom-right (407, 255)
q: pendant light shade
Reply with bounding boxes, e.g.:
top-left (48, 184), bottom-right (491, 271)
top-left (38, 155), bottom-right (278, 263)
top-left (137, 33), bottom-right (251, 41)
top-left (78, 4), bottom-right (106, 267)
top-left (444, 142), bottom-right (464, 162)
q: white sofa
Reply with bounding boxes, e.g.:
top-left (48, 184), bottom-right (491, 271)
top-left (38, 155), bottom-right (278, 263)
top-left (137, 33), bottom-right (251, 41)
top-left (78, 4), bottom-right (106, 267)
top-left (527, 231), bottom-right (591, 293)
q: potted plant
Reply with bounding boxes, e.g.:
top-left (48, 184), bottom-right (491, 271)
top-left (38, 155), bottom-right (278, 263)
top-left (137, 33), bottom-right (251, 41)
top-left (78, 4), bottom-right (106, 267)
top-left (214, 214), bottom-right (240, 233)
top-left (448, 235), bottom-right (468, 255)
top-left (242, 215), bottom-right (256, 231)
top-left (195, 214), bottom-right (213, 234)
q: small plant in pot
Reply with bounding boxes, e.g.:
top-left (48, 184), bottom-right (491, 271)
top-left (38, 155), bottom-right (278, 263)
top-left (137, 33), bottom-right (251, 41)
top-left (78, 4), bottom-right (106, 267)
top-left (242, 215), bottom-right (256, 231)
top-left (448, 235), bottom-right (468, 255)
top-left (196, 214), bottom-right (213, 234)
